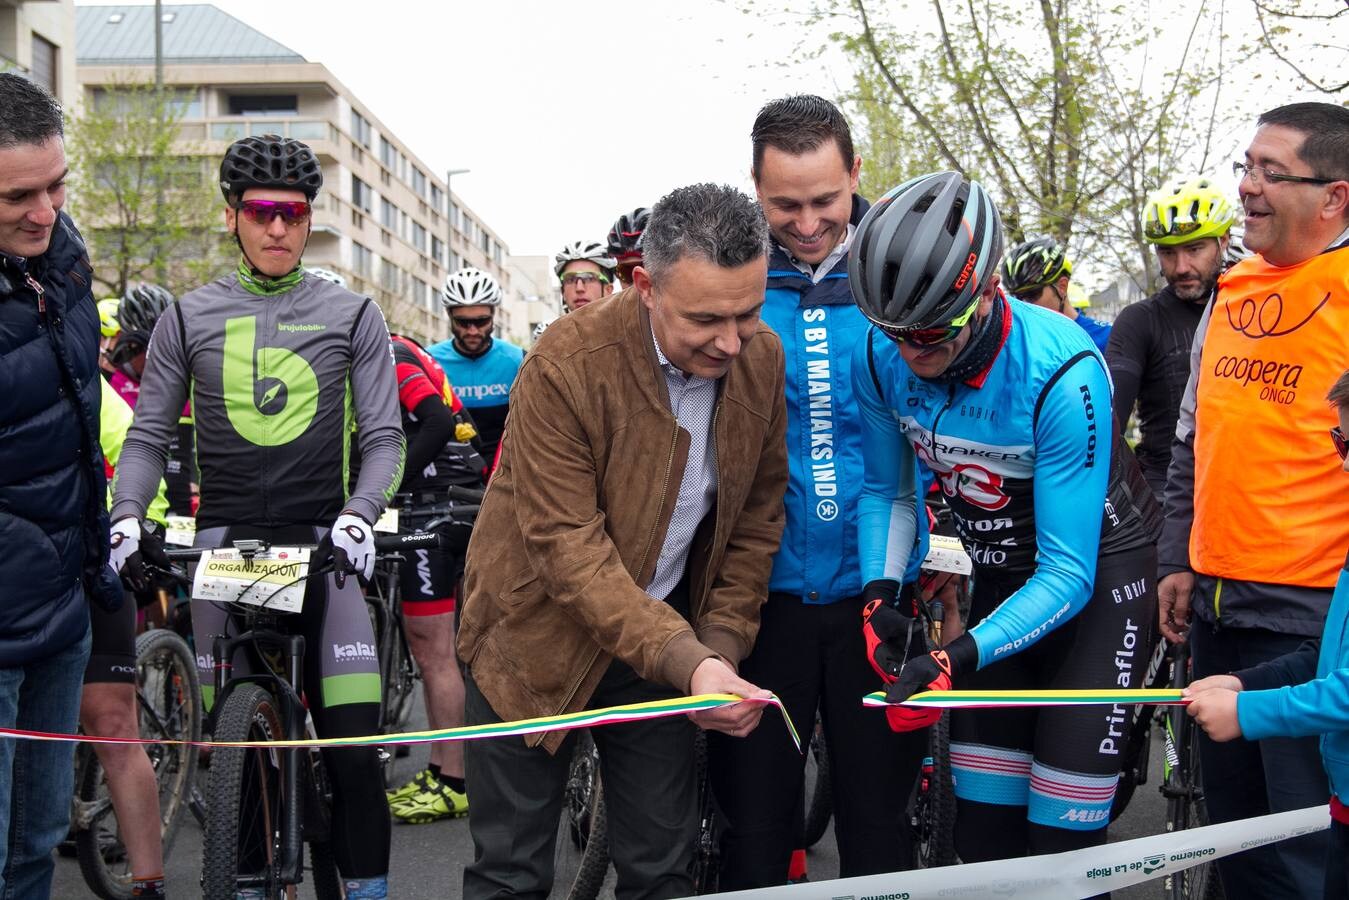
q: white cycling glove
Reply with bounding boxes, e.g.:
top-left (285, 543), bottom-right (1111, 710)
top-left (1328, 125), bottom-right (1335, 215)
top-left (329, 511), bottom-right (375, 588)
top-left (109, 516), bottom-right (141, 578)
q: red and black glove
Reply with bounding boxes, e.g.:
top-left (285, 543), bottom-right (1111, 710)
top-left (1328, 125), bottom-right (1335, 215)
top-left (883, 633), bottom-right (978, 733)
top-left (861, 580), bottom-right (920, 684)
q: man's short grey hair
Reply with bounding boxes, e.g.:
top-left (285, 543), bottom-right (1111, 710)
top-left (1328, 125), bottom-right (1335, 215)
top-left (642, 183), bottom-right (770, 283)
top-left (0, 73), bottom-right (63, 149)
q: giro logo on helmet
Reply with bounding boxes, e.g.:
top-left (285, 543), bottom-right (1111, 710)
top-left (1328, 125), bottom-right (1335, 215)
top-left (952, 252), bottom-right (978, 291)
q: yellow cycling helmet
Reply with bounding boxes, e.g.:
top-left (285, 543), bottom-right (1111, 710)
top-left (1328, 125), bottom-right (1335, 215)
top-left (97, 298), bottom-right (121, 338)
top-left (1143, 176), bottom-right (1235, 246)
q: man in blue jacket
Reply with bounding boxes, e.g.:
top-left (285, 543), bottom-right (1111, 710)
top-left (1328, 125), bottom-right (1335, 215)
top-left (706, 95), bottom-right (930, 888)
top-left (0, 73), bottom-right (119, 898)
top-left (1186, 368), bottom-right (1349, 899)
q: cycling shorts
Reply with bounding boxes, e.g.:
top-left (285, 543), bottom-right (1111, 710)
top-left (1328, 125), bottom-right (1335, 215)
top-left (85, 593), bottom-right (137, 685)
top-left (397, 543), bottom-right (460, 617)
top-left (949, 543), bottom-right (1157, 833)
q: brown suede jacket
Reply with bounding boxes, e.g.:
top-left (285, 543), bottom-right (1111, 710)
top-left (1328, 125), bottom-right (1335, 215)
top-left (457, 287), bottom-right (788, 752)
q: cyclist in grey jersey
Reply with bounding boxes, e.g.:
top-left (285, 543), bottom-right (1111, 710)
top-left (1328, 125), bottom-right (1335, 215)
top-left (109, 134), bottom-right (404, 900)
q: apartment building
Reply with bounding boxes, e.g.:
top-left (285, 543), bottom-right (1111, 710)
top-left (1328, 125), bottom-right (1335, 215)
top-left (75, 3), bottom-right (510, 345)
top-left (1, 0), bottom-right (77, 106)
top-left (501, 255), bottom-right (564, 347)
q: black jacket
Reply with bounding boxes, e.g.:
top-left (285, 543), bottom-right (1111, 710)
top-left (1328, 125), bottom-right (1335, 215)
top-left (0, 212), bottom-right (114, 665)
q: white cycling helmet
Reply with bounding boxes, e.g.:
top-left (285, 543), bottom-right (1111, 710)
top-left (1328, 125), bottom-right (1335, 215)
top-left (441, 267), bottom-right (503, 308)
top-left (531, 317), bottom-right (557, 344)
top-left (305, 266), bottom-right (348, 289)
top-left (554, 240), bottom-right (617, 280)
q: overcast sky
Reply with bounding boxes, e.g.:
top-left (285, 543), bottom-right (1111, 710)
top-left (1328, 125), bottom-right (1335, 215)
top-left (81, 0), bottom-right (841, 257)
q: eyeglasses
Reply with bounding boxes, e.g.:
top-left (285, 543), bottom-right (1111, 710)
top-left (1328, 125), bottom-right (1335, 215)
top-left (236, 199), bottom-right (312, 226)
top-left (879, 297), bottom-right (980, 347)
top-left (1143, 218), bottom-right (1205, 240)
top-left (560, 272), bottom-right (609, 287)
top-left (1333, 427), bottom-right (1348, 461)
top-left (451, 314), bottom-right (493, 329)
top-left (1232, 161), bottom-right (1335, 187)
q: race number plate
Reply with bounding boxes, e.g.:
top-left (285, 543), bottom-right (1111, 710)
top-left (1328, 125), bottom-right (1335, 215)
top-left (374, 507), bottom-right (399, 534)
top-left (922, 534), bottom-right (973, 575)
top-left (192, 547), bottom-right (311, 613)
top-left (163, 515), bottom-right (196, 547)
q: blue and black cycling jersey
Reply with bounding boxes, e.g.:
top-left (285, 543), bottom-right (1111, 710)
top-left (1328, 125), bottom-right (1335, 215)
top-left (426, 336), bottom-right (524, 463)
top-left (854, 296), bottom-right (1160, 668)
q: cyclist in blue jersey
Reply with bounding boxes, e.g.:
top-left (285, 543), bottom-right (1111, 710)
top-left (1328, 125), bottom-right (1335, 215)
top-left (851, 172), bottom-right (1161, 865)
top-left (426, 268), bottom-right (524, 464)
top-left (708, 94), bottom-right (931, 888)
top-left (1001, 238), bottom-right (1111, 352)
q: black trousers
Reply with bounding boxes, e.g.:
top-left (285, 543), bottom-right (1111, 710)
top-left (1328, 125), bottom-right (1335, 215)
top-left (708, 593), bottom-right (927, 889)
top-left (1325, 820), bottom-right (1349, 900)
top-left (462, 660), bottom-right (698, 900)
top-left (1190, 612), bottom-right (1330, 900)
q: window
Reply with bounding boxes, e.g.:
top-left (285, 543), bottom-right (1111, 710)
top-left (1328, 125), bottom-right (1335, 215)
top-left (228, 94), bottom-right (297, 116)
top-left (353, 242), bottom-right (373, 278)
top-left (431, 236), bottom-right (445, 266)
top-left (380, 197), bottom-right (396, 232)
top-left (379, 136), bottom-right (395, 170)
top-left (412, 168), bottom-right (428, 199)
top-left (379, 258), bottom-right (402, 293)
top-left (449, 251), bottom-right (460, 273)
top-left (411, 221), bottom-right (428, 254)
top-left (351, 109), bottom-right (371, 148)
top-left (30, 34), bottom-right (56, 95)
top-left (289, 120), bottom-right (327, 140)
top-left (481, 230), bottom-right (491, 255)
top-left (493, 241), bottom-right (503, 265)
top-left (94, 87), bottom-right (203, 120)
top-left (351, 175), bottom-right (372, 213)
top-left (430, 185), bottom-right (443, 212)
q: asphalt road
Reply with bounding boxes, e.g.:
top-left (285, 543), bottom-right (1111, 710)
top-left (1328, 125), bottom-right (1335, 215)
top-left (53, 694), bottom-right (1189, 899)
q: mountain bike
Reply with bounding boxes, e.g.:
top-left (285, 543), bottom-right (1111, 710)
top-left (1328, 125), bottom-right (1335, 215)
top-left (1162, 638), bottom-right (1225, 900)
top-left (69, 626), bottom-right (202, 899)
top-left (168, 531), bottom-right (441, 900)
top-left (551, 731), bottom-right (609, 900)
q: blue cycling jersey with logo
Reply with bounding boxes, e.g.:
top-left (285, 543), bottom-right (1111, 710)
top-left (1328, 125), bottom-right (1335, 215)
top-left (853, 298), bottom-right (1157, 668)
top-left (426, 337), bottom-right (524, 462)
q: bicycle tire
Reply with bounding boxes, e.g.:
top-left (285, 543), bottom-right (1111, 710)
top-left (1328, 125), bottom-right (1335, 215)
top-left (201, 683), bottom-right (285, 900)
top-left (802, 720), bottom-right (832, 848)
top-left (74, 628), bottom-right (203, 899)
top-left (691, 730), bottom-right (721, 894)
top-left (1165, 710), bottom-right (1225, 900)
top-left (910, 712), bottom-right (958, 868)
top-left (554, 732), bottom-right (610, 900)
top-left (302, 748), bottom-right (343, 900)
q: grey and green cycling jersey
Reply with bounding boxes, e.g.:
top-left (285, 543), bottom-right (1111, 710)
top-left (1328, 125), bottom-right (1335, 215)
top-left (112, 272), bottom-right (405, 529)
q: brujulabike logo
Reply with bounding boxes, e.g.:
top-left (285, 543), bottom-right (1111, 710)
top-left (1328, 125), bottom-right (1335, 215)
top-left (222, 315), bottom-right (319, 446)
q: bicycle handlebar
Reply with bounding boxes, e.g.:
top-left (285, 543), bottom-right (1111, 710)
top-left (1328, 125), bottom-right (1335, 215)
top-left (162, 530), bottom-right (443, 563)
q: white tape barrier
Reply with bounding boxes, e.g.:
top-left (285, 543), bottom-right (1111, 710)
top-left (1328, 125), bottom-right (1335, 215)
top-left (690, 805), bottom-right (1329, 900)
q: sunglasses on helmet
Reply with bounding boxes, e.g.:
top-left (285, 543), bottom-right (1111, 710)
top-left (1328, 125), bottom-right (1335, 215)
top-left (1333, 427), bottom-right (1348, 461)
top-left (235, 199), bottom-right (312, 226)
top-left (1143, 218), bottom-right (1205, 240)
top-left (878, 296), bottom-right (981, 348)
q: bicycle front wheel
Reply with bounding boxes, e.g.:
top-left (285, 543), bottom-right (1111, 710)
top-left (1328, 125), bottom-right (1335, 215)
top-left (201, 683), bottom-right (285, 900)
top-left (553, 731), bottom-right (609, 900)
top-left (1164, 687), bottom-right (1224, 899)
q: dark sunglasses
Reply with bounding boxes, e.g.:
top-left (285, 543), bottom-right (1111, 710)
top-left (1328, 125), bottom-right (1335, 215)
top-left (1333, 427), bottom-right (1347, 461)
top-left (877, 297), bottom-right (980, 348)
top-left (236, 199), bottom-right (312, 226)
top-left (452, 314), bottom-right (493, 329)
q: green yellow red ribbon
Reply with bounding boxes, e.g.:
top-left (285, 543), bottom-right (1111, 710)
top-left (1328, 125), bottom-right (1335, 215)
top-left (865, 688), bottom-right (1188, 708)
top-left (0, 693), bottom-right (800, 751)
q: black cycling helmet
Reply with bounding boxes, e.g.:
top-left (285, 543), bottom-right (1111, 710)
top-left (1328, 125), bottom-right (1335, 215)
top-left (117, 282), bottom-right (175, 335)
top-left (606, 207), bottom-right (650, 260)
top-left (219, 134), bottom-right (323, 203)
top-left (849, 171), bottom-right (1004, 331)
top-left (1000, 237), bottom-right (1072, 297)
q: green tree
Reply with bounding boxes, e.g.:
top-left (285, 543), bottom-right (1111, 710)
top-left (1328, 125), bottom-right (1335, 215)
top-left (808, 0), bottom-right (1243, 298)
top-left (66, 78), bottom-right (231, 298)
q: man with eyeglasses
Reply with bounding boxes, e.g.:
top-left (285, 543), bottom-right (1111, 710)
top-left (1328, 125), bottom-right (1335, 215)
top-left (853, 171), bottom-right (1161, 865)
top-left (1158, 101), bottom-right (1349, 900)
top-left (111, 134), bottom-right (405, 899)
top-left (554, 239), bottom-right (618, 312)
top-left (1001, 238), bottom-right (1111, 352)
top-left (427, 267), bottom-right (524, 465)
top-left (1105, 176), bottom-right (1235, 503)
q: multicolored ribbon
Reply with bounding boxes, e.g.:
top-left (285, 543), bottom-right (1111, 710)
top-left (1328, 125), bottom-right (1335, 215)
top-left (0, 693), bottom-right (800, 751)
top-left (864, 688), bottom-right (1189, 709)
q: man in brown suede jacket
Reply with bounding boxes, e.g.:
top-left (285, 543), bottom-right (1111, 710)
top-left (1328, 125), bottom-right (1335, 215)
top-left (458, 183), bottom-right (788, 898)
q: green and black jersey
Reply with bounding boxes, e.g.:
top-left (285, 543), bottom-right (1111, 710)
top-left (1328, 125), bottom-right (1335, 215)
top-left (112, 272), bottom-right (405, 529)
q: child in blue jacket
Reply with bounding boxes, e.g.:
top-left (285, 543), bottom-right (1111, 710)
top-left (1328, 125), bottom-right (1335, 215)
top-left (1186, 367), bottom-right (1349, 899)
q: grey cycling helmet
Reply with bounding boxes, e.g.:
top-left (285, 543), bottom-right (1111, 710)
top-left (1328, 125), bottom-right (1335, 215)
top-left (219, 134), bottom-right (323, 203)
top-left (607, 208), bottom-right (650, 261)
top-left (441, 267), bottom-right (502, 308)
top-left (117, 282), bottom-right (175, 335)
top-left (554, 240), bottom-right (617, 280)
top-left (849, 171), bottom-right (1003, 331)
top-left (305, 266), bottom-right (348, 289)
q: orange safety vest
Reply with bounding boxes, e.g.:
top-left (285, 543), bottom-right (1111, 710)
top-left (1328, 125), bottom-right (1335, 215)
top-left (1191, 246), bottom-right (1349, 589)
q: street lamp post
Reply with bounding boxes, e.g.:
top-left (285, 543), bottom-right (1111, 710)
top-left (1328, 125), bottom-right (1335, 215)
top-left (444, 167), bottom-right (470, 277)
